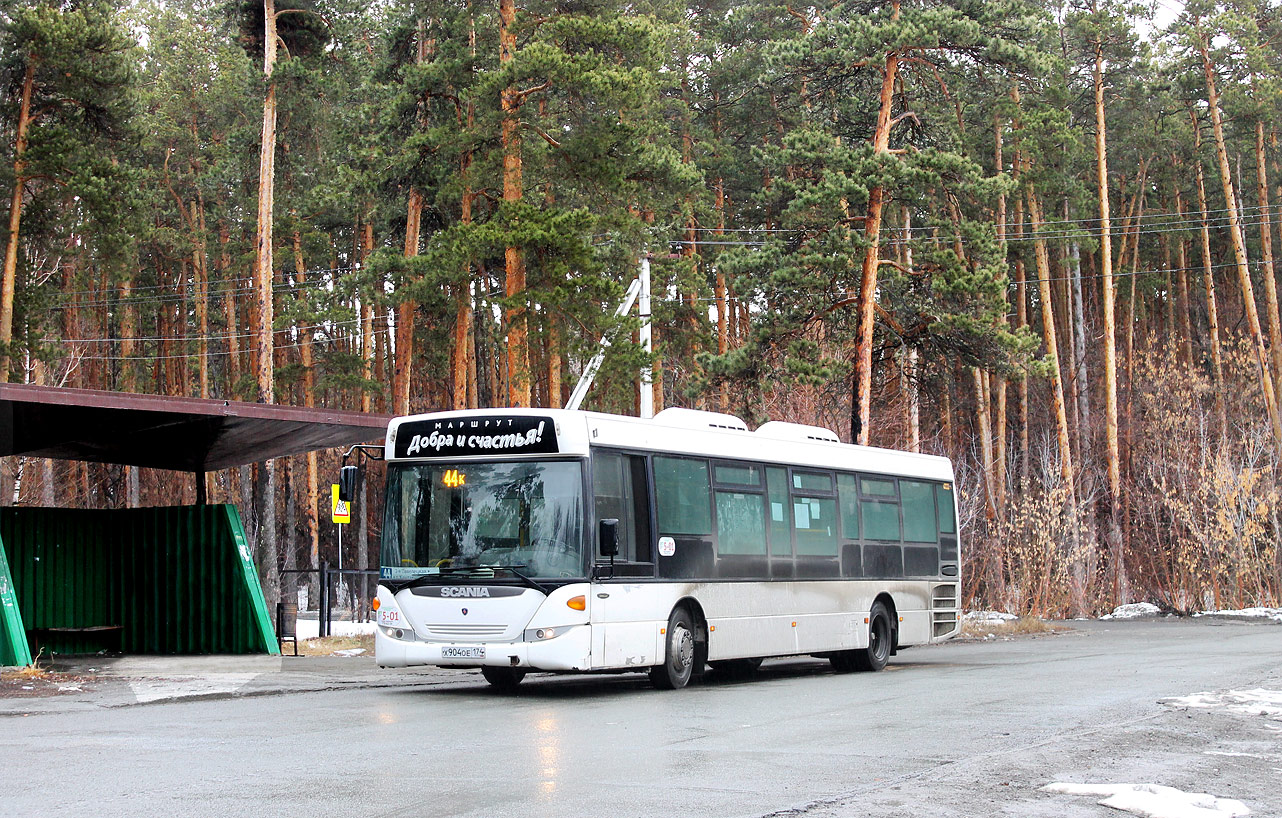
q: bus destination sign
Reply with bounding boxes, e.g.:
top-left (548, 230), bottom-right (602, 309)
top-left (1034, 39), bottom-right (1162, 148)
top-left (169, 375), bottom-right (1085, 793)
top-left (395, 415), bottom-right (559, 459)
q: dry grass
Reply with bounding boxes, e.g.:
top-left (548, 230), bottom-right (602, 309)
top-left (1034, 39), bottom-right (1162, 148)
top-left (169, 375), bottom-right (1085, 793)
top-left (1, 665), bottom-right (47, 681)
top-left (283, 633), bottom-right (375, 657)
top-left (0, 664), bottom-right (94, 698)
top-left (961, 616), bottom-right (1069, 640)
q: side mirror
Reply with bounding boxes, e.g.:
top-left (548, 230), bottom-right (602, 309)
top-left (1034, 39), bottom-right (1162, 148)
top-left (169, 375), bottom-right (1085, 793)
top-left (338, 465), bottom-right (359, 503)
top-left (599, 518), bottom-right (620, 557)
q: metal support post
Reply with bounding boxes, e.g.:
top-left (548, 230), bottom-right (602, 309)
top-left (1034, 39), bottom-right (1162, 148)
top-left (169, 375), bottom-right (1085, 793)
top-left (639, 255), bottom-right (654, 419)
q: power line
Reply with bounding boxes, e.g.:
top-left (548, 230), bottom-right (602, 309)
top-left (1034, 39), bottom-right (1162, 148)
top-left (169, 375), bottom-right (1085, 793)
top-left (666, 212), bottom-right (1282, 248)
top-left (57, 313), bottom-right (381, 345)
top-left (49, 277), bottom-right (338, 311)
top-left (51, 265), bottom-right (360, 300)
top-left (66, 326), bottom-right (393, 362)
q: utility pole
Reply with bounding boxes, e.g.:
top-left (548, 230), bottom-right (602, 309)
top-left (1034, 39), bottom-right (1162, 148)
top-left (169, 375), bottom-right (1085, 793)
top-left (639, 255), bottom-right (654, 419)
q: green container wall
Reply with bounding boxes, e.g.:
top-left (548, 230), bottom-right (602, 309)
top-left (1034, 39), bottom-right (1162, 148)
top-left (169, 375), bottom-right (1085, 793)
top-left (0, 529), bottom-right (33, 666)
top-left (0, 505), bottom-right (278, 657)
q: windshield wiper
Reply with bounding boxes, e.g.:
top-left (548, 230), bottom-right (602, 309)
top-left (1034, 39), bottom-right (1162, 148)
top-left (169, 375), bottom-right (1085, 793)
top-left (381, 564), bottom-right (551, 595)
top-left (502, 566), bottom-right (551, 595)
top-left (381, 573), bottom-right (442, 593)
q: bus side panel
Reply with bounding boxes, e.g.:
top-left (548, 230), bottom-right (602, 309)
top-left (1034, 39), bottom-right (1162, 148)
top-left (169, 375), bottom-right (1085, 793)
top-left (589, 583), bottom-right (677, 670)
top-left (587, 578), bottom-right (955, 669)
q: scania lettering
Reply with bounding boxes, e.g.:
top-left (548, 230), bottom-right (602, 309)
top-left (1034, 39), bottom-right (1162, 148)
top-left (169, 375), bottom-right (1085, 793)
top-left (374, 408), bottom-right (961, 690)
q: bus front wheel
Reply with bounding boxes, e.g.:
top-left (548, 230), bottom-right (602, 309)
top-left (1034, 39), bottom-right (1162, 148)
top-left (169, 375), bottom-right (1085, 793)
top-left (650, 607), bottom-right (697, 690)
top-left (481, 666), bottom-right (527, 691)
top-left (854, 601), bottom-right (893, 672)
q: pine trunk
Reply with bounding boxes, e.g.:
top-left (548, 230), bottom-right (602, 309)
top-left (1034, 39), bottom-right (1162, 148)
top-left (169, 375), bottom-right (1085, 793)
top-left (1193, 142), bottom-right (1227, 438)
top-left (1028, 185), bottom-right (1083, 615)
top-left (1254, 117), bottom-right (1282, 405)
top-left (852, 42), bottom-right (899, 445)
top-left (360, 220), bottom-right (374, 414)
top-left (1201, 42), bottom-right (1282, 455)
top-left (1173, 187), bottom-right (1194, 370)
top-left (253, 0), bottom-right (280, 613)
top-left (500, 0), bottom-right (529, 407)
top-left (0, 60), bottom-right (35, 383)
top-left (1093, 41), bottom-right (1122, 548)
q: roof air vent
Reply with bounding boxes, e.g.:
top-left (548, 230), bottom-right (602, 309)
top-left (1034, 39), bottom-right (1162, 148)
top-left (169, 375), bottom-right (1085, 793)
top-left (652, 407), bottom-right (749, 432)
top-left (755, 421), bottom-right (841, 444)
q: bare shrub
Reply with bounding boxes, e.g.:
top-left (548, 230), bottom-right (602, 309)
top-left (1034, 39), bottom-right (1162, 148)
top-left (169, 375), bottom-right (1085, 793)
top-left (1129, 339), bottom-right (1280, 611)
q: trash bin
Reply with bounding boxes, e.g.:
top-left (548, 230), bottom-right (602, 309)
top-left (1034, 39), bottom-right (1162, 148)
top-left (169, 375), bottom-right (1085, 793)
top-left (277, 602), bottom-right (298, 656)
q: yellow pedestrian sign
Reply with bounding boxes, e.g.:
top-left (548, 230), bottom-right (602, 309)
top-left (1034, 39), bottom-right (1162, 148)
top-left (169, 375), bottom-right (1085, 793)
top-left (331, 484), bottom-right (351, 524)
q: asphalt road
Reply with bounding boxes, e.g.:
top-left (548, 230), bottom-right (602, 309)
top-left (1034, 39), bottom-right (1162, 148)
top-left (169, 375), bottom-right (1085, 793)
top-left (3, 618), bottom-right (1280, 818)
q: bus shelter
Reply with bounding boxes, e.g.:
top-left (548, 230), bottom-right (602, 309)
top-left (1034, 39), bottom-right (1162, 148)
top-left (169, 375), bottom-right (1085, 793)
top-left (0, 384), bottom-right (389, 665)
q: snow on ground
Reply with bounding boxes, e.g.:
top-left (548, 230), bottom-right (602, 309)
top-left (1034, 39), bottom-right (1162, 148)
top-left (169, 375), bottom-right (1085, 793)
top-left (128, 674), bottom-right (260, 704)
top-left (1041, 783), bottom-right (1250, 818)
top-left (1194, 608), bottom-right (1282, 623)
top-left (294, 619), bottom-right (376, 640)
top-left (1160, 689), bottom-right (1282, 722)
top-left (1102, 602), bottom-right (1162, 619)
top-left (963, 610), bottom-right (1018, 624)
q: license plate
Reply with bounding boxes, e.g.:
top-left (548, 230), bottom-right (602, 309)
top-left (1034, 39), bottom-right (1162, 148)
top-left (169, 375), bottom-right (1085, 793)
top-left (441, 646), bottom-right (485, 659)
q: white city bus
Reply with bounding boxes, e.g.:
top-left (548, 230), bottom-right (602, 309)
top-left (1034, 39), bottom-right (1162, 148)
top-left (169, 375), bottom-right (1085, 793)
top-left (372, 407), bottom-right (961, 690)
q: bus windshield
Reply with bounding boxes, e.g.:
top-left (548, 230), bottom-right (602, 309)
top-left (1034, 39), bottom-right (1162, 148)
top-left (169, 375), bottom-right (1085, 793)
top-left (381, 460), bottom-right (585, 580)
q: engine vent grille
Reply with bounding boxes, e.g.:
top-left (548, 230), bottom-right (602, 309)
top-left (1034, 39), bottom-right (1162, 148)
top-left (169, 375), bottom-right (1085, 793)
top-left (423, 623), bottom-right (507, 639)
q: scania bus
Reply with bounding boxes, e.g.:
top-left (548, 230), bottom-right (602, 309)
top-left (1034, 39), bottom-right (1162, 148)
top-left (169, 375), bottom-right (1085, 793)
top-left (372, 407), bottom-right (960, 690)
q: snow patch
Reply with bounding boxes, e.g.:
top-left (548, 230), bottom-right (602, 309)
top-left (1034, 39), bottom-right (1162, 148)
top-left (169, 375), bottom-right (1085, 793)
top-left (1041, 783), bottom-right (1249, 818)
top-left (1194, 608), bottom-right (1282, 623)
top-left (294, 619), bottom-right (375, 640)
top-left (128, 673), bottom-right (259, 703)
top-left (1102, 602), bottom-right (1161, 619)
top-left (1161, 689), bottom-right (1282, 722)
top-left (964, 611), bottom-right (1018, 624)
top-left (333, 648), bottom-right (366, 657)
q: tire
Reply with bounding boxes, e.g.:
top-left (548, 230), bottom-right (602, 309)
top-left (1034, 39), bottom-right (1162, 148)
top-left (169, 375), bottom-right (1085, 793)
top-left (854, 601), bottom-right (893, 672)
top-left (829, 651), bottom-right (858, 673)
top-left (481, 666), bottom-right (527, 691)
top-left (650, 607), bottom-right (698, 690)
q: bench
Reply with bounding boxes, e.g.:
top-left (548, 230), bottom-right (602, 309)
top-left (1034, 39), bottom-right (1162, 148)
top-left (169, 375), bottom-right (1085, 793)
top-left (30, 625), bottom-right (125, 656)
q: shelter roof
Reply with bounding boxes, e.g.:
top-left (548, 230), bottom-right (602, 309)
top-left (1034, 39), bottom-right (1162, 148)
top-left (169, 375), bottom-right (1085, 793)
top-left (0, 384), bottom-right (391, 472)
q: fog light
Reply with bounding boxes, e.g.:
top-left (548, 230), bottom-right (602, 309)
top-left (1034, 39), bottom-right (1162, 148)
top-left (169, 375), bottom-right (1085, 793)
top-left (394, 629), bottom-right (404, 639)
top-left (536, 628), bottom-right (555, 640)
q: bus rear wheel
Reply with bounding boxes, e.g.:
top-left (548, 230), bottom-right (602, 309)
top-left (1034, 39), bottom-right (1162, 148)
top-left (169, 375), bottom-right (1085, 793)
top-left (650, 607), bottom-right (697, 690)
top-left (854, 601), bottom-right (893, 672)
top-left (481, 666), bottom-right (527, 691)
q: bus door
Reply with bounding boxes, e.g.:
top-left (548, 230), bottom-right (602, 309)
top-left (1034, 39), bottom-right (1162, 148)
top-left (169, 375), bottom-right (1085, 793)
top-left (589, 451), bottom-right (658, 669)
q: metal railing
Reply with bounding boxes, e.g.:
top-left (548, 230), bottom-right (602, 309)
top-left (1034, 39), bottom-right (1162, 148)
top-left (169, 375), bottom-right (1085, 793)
top-left (280, 564), bottom-right (379, 638)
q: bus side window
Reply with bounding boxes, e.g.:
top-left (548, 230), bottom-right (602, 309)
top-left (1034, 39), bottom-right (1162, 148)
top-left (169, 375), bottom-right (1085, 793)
top-left (900, 479), bottom-right (939, 576)
top-left (859, 475), bottom-right (903, 577)
top-left (592, 450), bottom-right (636, 561)
top-left (654, 456), bottom-right (713, 536)
top-left (837, 474), bottom-right (862, 577)
top-left (654, 456), bottom-right (714, 579)
top-left (628, 455), bottom-right (652, 563)
top-left (937, 483), bottom-right (958, 562)
top-left (791, 469), bottom-right (838, 578)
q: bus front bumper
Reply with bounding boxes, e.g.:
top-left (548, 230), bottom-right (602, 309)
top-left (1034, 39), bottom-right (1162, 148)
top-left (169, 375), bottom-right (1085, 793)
top-left (375, 623), bottom-right (592, 672)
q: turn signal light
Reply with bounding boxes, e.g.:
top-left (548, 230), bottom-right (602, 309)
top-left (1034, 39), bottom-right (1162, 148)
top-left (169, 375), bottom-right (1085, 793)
top-left (372, 598), bottom-right (381, 611)
top-left (567, 595), bottom-right (586, 611)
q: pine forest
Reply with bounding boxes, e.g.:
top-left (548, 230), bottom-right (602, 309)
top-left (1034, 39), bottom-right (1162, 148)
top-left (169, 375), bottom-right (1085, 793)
top-left (2, 0), bottom-right (1281, 617)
